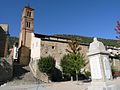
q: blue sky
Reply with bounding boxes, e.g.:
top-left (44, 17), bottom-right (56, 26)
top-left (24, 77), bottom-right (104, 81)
top-left (0, 0), bottom-right (120, 39)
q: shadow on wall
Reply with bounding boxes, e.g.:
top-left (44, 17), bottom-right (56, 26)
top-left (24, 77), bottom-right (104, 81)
top-left (18, 46), bottom-right (31, 66)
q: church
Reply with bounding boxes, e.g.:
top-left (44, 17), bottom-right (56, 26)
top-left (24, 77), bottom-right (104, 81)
top-left (18, 6), bottom-right (89, 66)
top-left (18, 6), bottom-right (89, 80)
top-left (17, 6), bottom-right (120, 82)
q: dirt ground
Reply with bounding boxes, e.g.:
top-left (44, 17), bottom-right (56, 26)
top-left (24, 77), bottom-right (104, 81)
top-left (45, 78), bottom-right (120, 90)
top-left (45, 81), bottom-right (90, 90)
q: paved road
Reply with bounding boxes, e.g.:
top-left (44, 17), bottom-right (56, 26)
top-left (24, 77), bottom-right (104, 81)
top-left (0, 84), bottom-right (51, 90)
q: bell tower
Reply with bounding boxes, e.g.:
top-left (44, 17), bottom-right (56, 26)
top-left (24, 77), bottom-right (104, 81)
top-left (19, 6), bottom-right (34, 65)
top-left (19, 6), bottom-right (34, 48)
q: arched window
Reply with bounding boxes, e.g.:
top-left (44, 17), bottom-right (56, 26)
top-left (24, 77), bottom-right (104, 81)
top-left (27, 11), bottom-right (31, 17)
top-left (26, 22), bottom-right (30, 28)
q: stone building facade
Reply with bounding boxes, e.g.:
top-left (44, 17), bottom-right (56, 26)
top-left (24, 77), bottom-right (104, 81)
top-left (30, 33), bottom-right (89, 81)
top-left (31, 34), bottom-right (89, 69)
top-left (18, 6), bottom-right (89, 67)
top-left (0, 24), bottom-right (9, 57)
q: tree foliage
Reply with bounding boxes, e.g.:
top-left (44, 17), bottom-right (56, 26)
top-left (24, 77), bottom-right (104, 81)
top-left (115, 21), bottom-right (120, 41)
top-left (61, 39), bottom-right (87, 81)
top-left (38, 56), bottom-right (55, 74)
top-left (8, 36), bottom-right (19, 48)
top-left (61, 53), bottom-right (86, 76)
top-left (66, 39), bottom-right (81, 54)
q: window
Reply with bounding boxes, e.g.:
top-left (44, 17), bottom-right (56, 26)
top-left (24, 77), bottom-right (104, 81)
top-left (27, 11), bottom-right (31, 17)
top-left (26, 22), bottom-right (28, 27)
top-left (26, 22), bottom-right (30, 28)
top-left (52, 46), bottom-right (55, 49)
top-left (29, 12), bottom-right (31, 17)
top-left (28, 22), bottom-right (30, 28)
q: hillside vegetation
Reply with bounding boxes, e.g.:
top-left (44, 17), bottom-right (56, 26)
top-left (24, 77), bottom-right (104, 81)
top-left (55, 34), bottom-right (120, 47)
top-left (8, 36), bottom-right (19, 48)
top-left (8, 34), bottom-right (120, 48)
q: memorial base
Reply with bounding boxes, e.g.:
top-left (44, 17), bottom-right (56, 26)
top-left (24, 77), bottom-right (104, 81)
top-left (88, 81), bottom-right (118, 90)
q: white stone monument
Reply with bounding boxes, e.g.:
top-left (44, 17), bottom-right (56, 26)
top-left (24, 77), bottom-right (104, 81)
top-left (87, 38), bottom-right (117, 90)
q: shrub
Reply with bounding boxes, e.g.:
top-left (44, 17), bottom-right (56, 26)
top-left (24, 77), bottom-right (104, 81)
top-left (38, 56), bottom-right (55, 75)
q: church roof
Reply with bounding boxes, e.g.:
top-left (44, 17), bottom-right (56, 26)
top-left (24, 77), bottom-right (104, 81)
top-left (34, 33), bottom-right (89, 46)
top-left (34, 33), bottom-right (71, 40)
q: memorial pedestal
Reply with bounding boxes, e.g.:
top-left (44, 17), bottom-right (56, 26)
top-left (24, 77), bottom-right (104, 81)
top-left (87, 38), bottom-right (118, 90)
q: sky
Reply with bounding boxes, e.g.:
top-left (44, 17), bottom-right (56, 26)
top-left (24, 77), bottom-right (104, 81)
top-left (0, 0), bottom-right (120, 39)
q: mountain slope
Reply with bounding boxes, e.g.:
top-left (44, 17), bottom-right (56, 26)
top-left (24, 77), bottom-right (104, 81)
top-left (55, 34), bottom-right (120, 47)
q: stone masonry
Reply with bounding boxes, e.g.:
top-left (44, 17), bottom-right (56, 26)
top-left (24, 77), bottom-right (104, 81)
top-left (40, 39), bottom-right (89, 69)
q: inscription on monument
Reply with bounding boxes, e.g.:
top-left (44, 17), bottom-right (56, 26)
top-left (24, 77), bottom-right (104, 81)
top-left (90, 56), bottom-right (102, 79)
top-left (103, 57), bottom-right (111, 79)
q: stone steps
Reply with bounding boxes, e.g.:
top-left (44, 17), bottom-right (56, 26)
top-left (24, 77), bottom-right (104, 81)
top-left (6, 65), bottom-right (42, 86)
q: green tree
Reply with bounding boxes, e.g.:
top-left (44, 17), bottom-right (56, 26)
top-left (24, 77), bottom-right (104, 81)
top-left (61, 39), bottom-right (87, 81)
top-left (38, 56), bottom-right (55, 75)
top-left (61, 53), bottom-right (86, 81)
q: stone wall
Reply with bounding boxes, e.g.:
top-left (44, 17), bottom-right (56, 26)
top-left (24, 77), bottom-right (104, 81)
top-left (30, 35), bottom-right (89, 82)
top-left (30, 35), bottom-right (49, 82)
top-left (29, 59), bottom-right (49, 83)
top-left (40, 39), bottom-right (89, 69)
